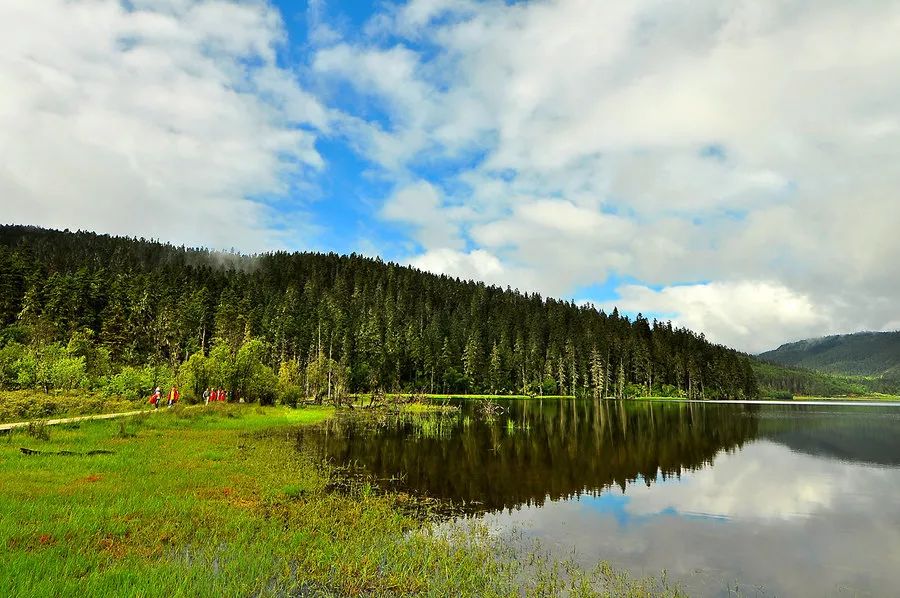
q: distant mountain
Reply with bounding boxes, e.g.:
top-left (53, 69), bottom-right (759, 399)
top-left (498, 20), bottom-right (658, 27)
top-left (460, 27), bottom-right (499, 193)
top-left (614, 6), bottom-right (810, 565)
top-left (759, 331), bottom-right (900, 377)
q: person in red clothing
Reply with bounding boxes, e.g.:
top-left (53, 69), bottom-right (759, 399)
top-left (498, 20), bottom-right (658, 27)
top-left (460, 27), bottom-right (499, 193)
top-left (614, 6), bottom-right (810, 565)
top-left (149, 387), bottom-right (162, 409)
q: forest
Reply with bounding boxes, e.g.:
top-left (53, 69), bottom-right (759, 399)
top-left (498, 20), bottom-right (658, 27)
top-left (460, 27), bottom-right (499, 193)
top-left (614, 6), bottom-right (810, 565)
top-left (0, 225), bottom-right (759, 403)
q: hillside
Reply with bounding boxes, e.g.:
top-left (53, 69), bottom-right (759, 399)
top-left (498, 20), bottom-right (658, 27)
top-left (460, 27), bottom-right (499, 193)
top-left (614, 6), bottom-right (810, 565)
top-left (755, 332), bottom-right (900, 397)
top-left (759, 332), bottom-right (900, 376)
top-left (0, 225), bottom-right (757, 401)
top-left (750, 359), bottom-right (898, 398)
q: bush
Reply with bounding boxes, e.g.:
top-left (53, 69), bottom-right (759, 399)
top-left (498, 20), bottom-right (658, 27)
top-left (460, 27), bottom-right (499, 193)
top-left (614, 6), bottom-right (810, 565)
top-left (624, 383), bottom-right (646, 399)
top-left (656, 384), bottom-right (684, 398)
top-left (179, 351), bottom-right (211, 402)
top-left (103, 364), bottom-right (173, 400)
top-left (49, 356), bottom-right (87, 391)
top-left (0, 342), bottom-right (26, 389)
top-left (279, 385), bottom-right (303, 408)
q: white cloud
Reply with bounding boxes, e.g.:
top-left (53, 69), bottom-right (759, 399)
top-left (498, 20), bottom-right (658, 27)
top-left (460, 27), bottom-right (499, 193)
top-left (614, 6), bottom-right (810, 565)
top-left (315, 0), bottom-right (900, 351)
top-left (411, 248), bottom-right (505, 283)
top-left (608, 281), bottom-right (832, 353)
top-left (624, 441), bottom-right (842, 520)
top-left (0, 0), bottom-right (328, 252)
top-left (381, 180), bottom-right (470, 250)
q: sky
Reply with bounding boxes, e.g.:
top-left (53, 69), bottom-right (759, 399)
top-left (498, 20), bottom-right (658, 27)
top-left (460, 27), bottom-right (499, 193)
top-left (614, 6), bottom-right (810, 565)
top-left (2, 0), bottom-right (900, 353)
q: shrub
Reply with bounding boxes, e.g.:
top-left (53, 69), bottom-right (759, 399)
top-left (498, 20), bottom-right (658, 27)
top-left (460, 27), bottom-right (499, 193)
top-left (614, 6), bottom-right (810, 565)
top-left (103, 364), bottom-right (174, 400)
top-left (0, 342), bottom-right (26, 389)
top-left (624, 383), bottom-right (646, 399)
top-left (49, 356), bottom-right (87, 391)
top-left (280, 385), bottom-right (303, 408)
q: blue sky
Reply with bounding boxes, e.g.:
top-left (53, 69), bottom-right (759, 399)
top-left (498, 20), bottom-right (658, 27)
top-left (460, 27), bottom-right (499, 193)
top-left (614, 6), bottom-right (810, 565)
top-left (4, 0), bottom-right (900, 352)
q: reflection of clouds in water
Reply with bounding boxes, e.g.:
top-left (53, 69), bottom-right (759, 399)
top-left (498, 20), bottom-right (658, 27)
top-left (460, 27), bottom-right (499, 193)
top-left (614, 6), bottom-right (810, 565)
top-left (480, 439), bottom-right (900, 597)
top-left (626, 440), bottom-right (848, 520)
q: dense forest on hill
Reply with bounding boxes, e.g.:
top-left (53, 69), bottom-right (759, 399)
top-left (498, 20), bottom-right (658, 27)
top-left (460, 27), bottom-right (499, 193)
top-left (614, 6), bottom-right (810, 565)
top-left (751, 360), bottom-right (894, 398)
top-left (755, 331), bottom-right (900, 397)
top-left (0, 225), bottom-right (758, 402)
top-left (759, 332), bottom-right (900, 376)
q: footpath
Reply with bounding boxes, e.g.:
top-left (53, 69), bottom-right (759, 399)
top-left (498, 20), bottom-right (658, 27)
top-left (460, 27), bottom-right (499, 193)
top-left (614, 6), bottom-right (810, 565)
top-left (0, 409), bottom-right (149, 432)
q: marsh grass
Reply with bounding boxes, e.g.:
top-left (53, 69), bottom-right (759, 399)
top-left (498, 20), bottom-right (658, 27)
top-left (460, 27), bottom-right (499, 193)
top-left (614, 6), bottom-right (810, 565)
top-left (25, 420), bottom-right (50, 441)
top-left (0, 403), bottom-right (683, 597)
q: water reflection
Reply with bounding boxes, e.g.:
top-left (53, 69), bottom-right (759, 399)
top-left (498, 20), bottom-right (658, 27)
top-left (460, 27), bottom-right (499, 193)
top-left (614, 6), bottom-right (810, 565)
top-left (480, 439), bottom-right (900, 596)
top-left (756, 404), bottom-right (900, 466)
top-left (299, 400), bottom-right (760, 512)
top-left (298, 400), bottom-right (900, 596)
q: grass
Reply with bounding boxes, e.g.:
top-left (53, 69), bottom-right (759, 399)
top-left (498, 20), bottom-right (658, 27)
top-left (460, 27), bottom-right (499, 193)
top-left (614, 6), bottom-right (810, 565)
top-left (0, 403), bottom-right (682, 597)
top-left (399, 402), bottom-right (461, 415)
top-left (0, 390), bottom-right (142, 424)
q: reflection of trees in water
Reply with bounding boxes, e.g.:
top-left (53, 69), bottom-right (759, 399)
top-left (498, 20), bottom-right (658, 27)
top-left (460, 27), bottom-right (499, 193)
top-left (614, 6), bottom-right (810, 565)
top-left (757, 405), bottom-right (900, 466)
top-left (300, 400), bottom-right (760, 513)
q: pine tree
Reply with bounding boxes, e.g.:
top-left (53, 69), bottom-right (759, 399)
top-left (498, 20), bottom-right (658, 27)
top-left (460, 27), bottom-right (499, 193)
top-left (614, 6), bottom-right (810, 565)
top-left (488, 342), bottom-right (502, 394)
top-left (590, 346), bottom-right (605, 400)
top-left (617, 360), bottom-right (625, 399)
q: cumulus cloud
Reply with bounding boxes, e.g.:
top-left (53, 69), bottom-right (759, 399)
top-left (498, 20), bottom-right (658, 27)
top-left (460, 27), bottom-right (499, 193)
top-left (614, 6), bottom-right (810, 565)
top-left (608, 281), bottom-right (832, 353)
top-left (0, 0), bottom-right (328, 252)
top-left (411, 248), bottom-right (506, 284)
top-left (314, 0), bottom-right (900, 351)
top-left (5, 0), bottom-right (900, 351)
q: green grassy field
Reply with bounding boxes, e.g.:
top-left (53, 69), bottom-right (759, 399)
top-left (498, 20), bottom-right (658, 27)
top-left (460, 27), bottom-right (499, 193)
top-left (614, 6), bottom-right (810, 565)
top-left (0, 404), bottom-right (681, 597)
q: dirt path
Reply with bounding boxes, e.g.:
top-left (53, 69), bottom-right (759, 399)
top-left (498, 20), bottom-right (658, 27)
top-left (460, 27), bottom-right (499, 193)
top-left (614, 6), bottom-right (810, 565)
top-left (0, 409), bottom-right (150, 432)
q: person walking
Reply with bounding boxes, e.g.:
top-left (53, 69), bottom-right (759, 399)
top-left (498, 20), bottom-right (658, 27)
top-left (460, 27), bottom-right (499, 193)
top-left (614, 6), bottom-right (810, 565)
top-left (168, 385), bottom-right (179, 407)
top-left (203, 387), bottom-right (211, 405)
top-left (150, 387), bottom-right (162, 409)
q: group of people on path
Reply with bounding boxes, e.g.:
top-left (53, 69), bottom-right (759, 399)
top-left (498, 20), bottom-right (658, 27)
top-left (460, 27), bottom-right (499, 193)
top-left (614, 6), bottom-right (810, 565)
top-left (148, 386), bottom-right (180, 409)
top-left (203, 387), bottom-right (228, 405)
top-left (147, 385), bottom-right (229, 408)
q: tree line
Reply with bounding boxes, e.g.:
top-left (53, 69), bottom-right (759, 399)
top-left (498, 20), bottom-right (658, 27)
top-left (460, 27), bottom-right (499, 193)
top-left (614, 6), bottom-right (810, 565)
top-left (0, 225), bottom-right (759, 403)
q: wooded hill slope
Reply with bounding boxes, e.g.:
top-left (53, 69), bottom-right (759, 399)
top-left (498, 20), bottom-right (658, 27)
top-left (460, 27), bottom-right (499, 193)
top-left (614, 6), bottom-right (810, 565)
top-left (759, 331), bottom-right (900, 377)
top-left (0, 225), bottom-right (757, 401)
top-left (754, 332), bottom-right (900, 397)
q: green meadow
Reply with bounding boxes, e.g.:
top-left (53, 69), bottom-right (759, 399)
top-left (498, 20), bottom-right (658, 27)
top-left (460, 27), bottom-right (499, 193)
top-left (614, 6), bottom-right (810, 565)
top-left (0, 404), bottom-right (680, 597)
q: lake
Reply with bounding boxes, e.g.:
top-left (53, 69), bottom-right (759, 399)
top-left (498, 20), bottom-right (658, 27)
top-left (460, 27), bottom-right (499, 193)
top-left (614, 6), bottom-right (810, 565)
top-left (298, 399), bottom-right (900, 596)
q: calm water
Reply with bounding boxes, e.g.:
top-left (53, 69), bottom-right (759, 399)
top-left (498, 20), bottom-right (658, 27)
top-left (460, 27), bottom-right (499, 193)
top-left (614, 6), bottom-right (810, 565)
top-left (299, 399), bottom-right (900, 597)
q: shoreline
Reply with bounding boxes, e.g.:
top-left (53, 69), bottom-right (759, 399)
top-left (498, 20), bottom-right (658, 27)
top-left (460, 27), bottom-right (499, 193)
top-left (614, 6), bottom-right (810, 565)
top-left (405, 393), bottom-right (900, 408)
